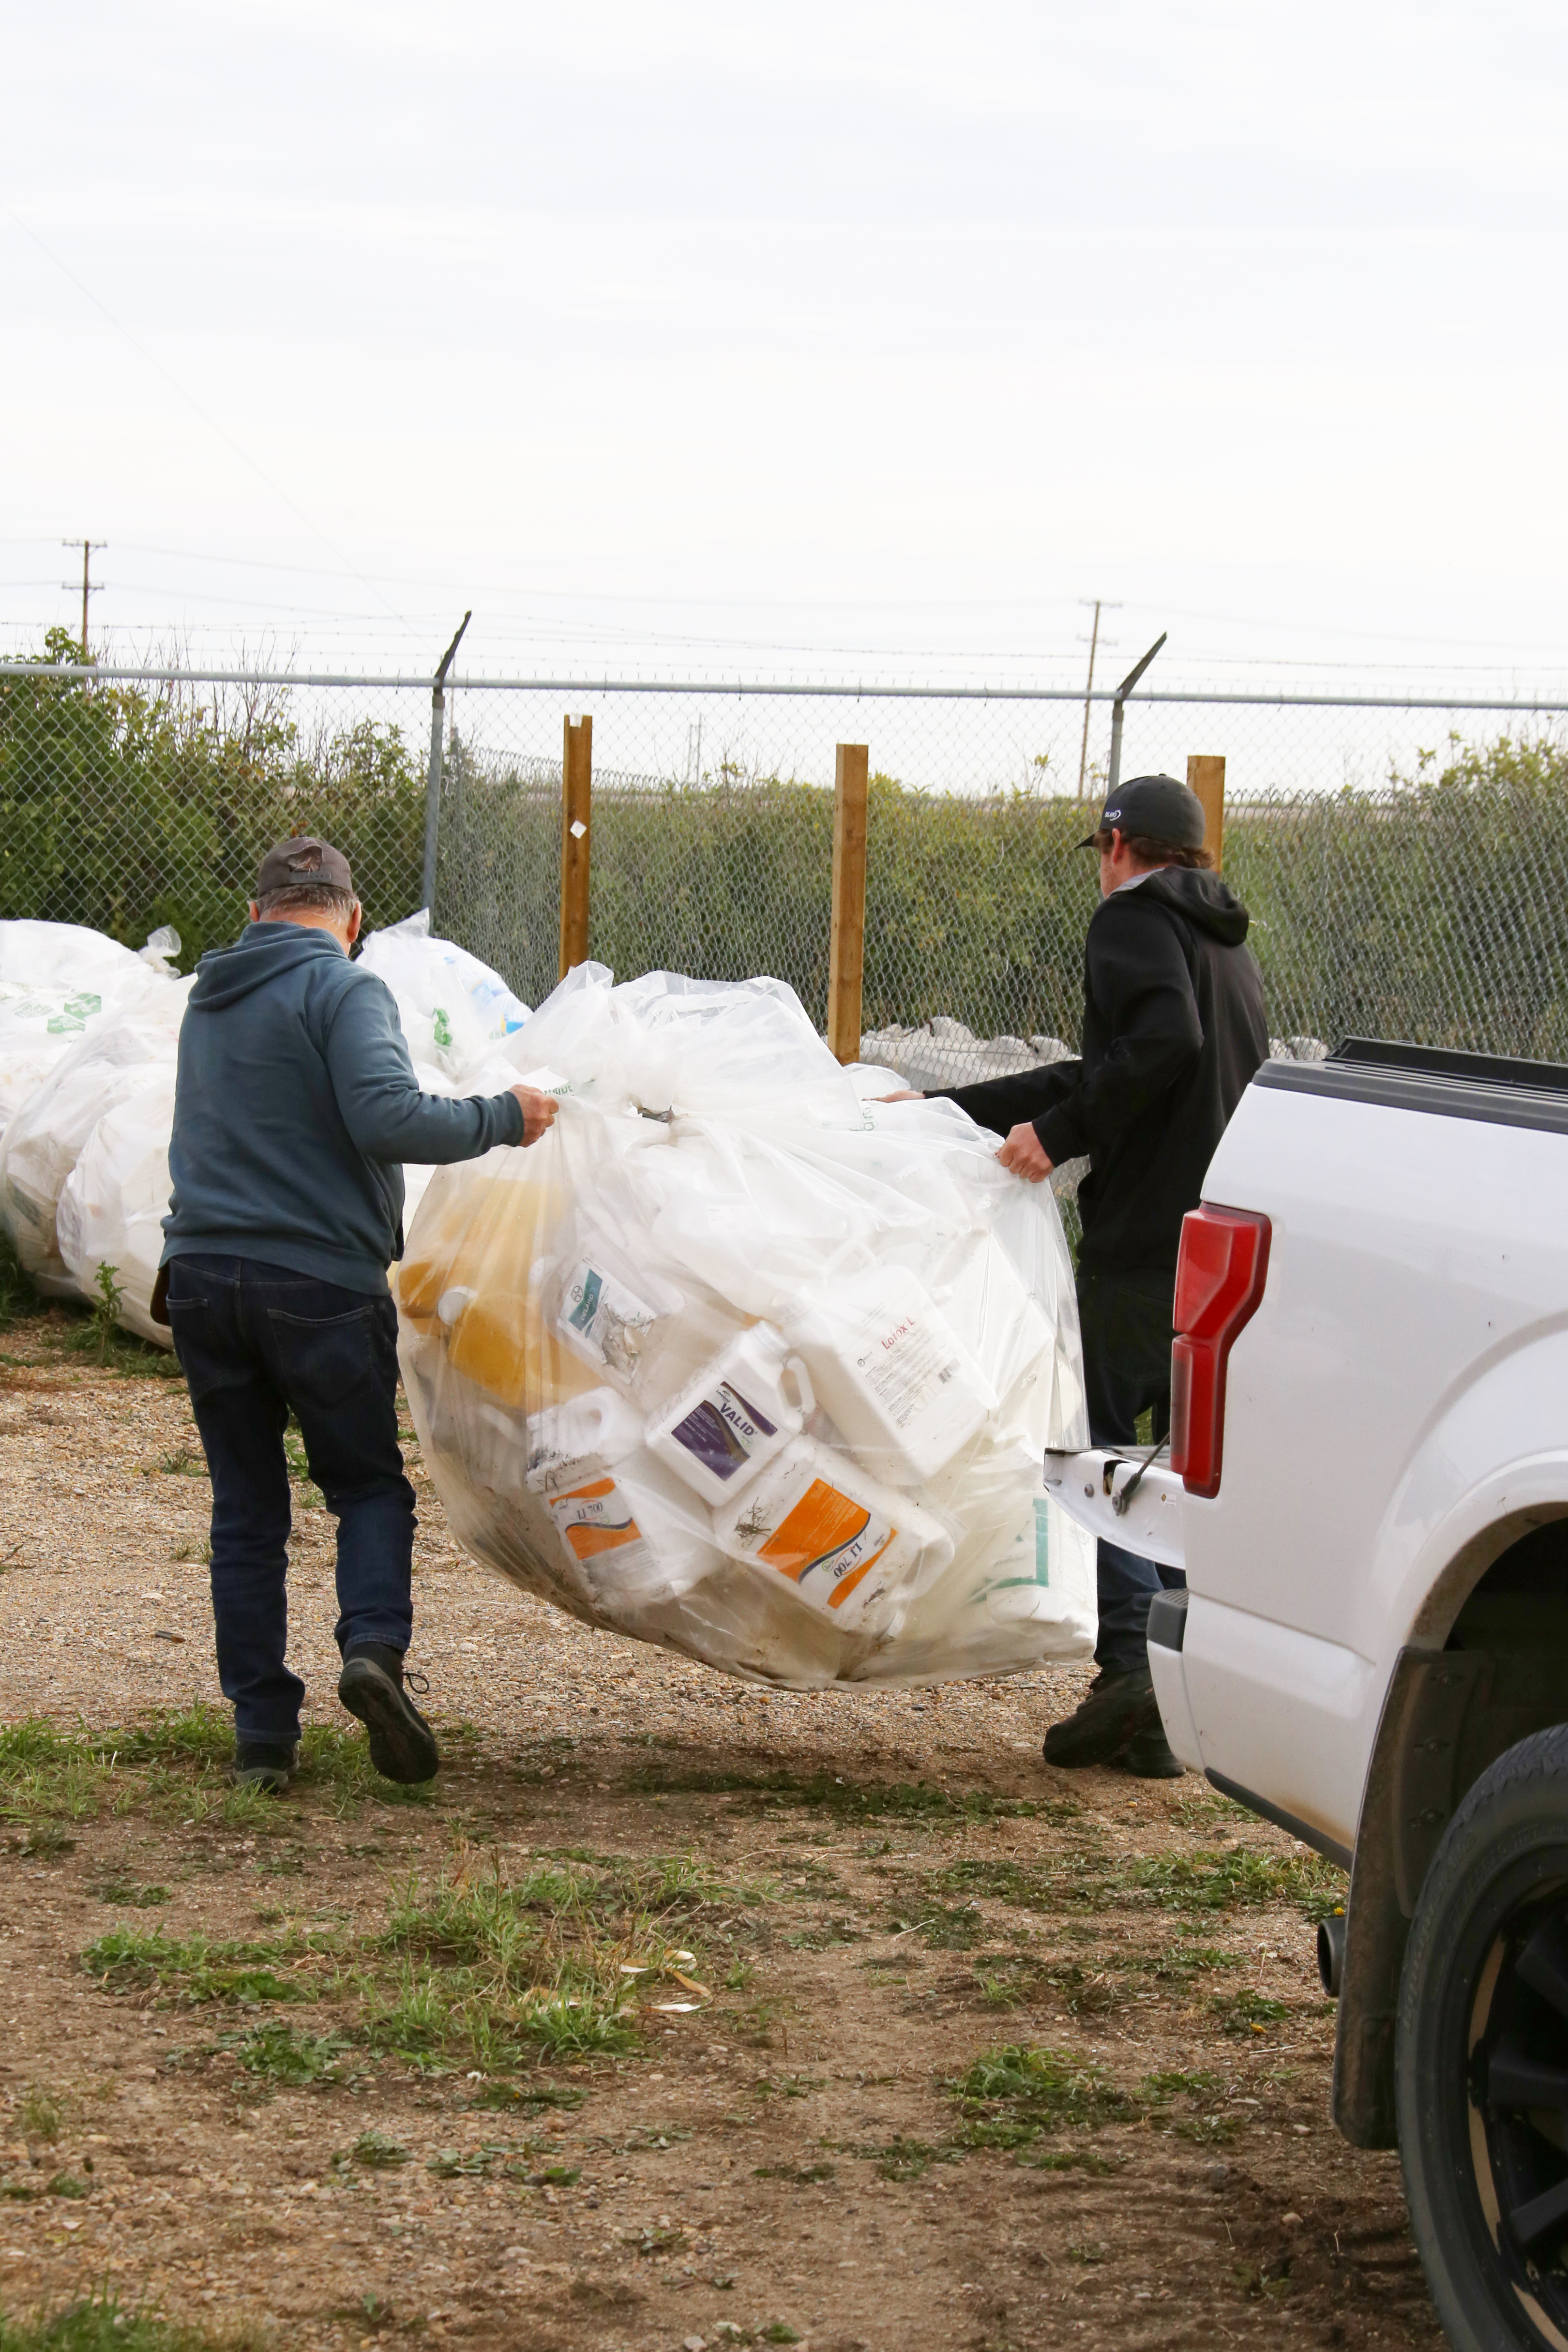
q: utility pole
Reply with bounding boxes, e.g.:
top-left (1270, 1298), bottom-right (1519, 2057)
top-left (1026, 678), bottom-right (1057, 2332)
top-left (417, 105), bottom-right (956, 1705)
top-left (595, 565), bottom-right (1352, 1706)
top-left (1076, 598), bottom-right (1119, 800)
top-left (61, 541), bottom-right (106, 659)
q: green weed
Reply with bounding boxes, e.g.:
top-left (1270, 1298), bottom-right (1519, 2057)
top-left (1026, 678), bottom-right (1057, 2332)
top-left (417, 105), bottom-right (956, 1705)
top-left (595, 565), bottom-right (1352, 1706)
top-left (88, 1263), bottom-right (124, 1365)
top-left (947, 2044), bottom-right (1134, 2148)
top-left (18, 2085), bottom-right (61, 2143)
top-left (157, 1447), bottom-right (207, 1478)
top-left (334, 2128), bottom-right (410, 2171)
top-left (94, 1882), bottom-right (170, 1907)
top-left (81, 1926), bottom-right (324, 2005)
top-left (219, 2023), bottom-right (349, 2087)
top-left (1215, 1987), bottom-right (1291, 2036)
top-left (0, 2292), bottom-right (265, 2352)
top-left (1132, 1845), bottom-right (1344, 1918)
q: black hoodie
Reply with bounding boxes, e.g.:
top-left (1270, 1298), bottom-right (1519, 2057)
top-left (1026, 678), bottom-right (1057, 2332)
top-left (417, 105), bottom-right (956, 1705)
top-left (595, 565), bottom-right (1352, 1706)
top-left (933, 867), bottom-right (1268, 1278)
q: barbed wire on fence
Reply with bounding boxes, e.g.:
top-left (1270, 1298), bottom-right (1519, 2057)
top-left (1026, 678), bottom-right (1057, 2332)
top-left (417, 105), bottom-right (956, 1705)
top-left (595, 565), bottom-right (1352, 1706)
top-left (4, 636), bottom-right (1568, 1082)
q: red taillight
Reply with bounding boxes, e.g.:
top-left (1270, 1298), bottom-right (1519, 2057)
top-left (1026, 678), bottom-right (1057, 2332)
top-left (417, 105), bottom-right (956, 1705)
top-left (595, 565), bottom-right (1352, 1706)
top-left (1169, 1204), bottom-right (1272, 1499)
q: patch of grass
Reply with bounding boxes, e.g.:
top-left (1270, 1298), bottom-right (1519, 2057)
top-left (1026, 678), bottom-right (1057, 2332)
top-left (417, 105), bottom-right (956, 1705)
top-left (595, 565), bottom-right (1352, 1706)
top-left (947, 2044), bottom-right (1134, 2149)
top-left (1215, 1987), bottom-right (1291, 2036)
top-left (18, 2085), bottom-right (61, 2144)
top-left (171, 1539), bottom-right (211, 1565)
top-left (81, 1925), bottom-right (326, 2005)
top-left (1141, 2066), bottom-right (1222, 2100)
top-left (219, 2023), bottom-right (349, 2088)
top-left (105, 1704), bottom-right (232, 1771)
top-left (294, 1721), bottom-right (435, 1809)
top-left (334, 2128), bottom-right (410, 2171)
top-left (1150, 1942), bottom-right (1242, 1982)
top-left (157, 1447), bottom-right (208, 1478)
top-left (94, 1881), bottom-right (170, 1908)
top-left (0, 2292), bottom-right (266, 2352)
top-left (0, 1719), bottom-right (110, 1836)
top-left (1132, 1845), bottom-right (1345, 1919)
top-left (467, 2080), bottom-right (583, 2114)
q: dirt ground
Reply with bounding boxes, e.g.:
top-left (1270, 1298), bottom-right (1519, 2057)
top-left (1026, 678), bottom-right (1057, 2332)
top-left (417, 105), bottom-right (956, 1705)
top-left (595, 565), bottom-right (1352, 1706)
top-left (0, 1318), bottom-right (1445, 2352)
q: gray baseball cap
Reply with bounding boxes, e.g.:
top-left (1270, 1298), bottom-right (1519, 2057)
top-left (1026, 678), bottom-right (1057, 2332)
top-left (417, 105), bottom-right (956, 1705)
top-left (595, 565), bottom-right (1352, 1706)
top-left (1079, 774), bottom-right (1206, 850)
top-left (255, 836), bottom-right (355, 897)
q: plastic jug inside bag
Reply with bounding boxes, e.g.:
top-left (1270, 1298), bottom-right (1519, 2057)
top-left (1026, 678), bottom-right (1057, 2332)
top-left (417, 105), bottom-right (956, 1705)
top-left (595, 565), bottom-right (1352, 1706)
top-left (556, 1255), bottom-right (679, 1383)
top-left (644, 1324), bottom-right (814, 1505)
top-left (782, 1261), bottom-right (996, 1484)
top-left (711, 1435), bottom-right (953, 1637)
top-left (539, 1445), bottom-right (723, 1607)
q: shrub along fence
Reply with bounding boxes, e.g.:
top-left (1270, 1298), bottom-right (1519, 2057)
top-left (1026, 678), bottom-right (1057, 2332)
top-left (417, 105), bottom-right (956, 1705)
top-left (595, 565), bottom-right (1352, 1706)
top-left (3, 634), bottom-right (1567, 1078)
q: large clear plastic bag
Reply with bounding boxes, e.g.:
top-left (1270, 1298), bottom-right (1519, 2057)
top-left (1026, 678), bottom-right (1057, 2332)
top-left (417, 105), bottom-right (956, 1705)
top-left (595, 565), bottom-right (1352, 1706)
top-left (0, 986), bottom-right (191, 1295)
top-left (58, 1067), bottom-right (179, 1343)
top-left (0, 921), bottom-right (179, 1145)
top-left (397, 966), bottom-right (1094, 1687)
top-left (359, 911), bottom-right (530, 1083)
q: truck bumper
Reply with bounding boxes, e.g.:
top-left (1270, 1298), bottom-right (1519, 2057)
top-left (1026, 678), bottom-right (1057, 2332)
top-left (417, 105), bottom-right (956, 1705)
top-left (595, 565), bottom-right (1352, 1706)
top-left (1146, 1588), bottom-right (1205, 1769)
top-left (1040, 1446), bottom-right (1186, 1570)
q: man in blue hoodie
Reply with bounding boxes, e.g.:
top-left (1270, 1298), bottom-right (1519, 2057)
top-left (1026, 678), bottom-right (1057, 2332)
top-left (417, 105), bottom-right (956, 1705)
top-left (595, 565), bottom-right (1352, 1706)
top-left (155, 837), bottom-right (556, 1794)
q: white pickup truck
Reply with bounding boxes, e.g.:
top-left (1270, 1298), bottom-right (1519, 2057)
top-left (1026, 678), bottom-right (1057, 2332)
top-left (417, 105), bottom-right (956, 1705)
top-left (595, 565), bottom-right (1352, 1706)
top-left (1045, 1035), bottom-right (1568, 2352)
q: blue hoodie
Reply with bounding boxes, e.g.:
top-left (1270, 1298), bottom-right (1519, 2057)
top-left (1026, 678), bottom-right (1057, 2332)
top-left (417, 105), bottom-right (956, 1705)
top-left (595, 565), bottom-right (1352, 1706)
top-left (161, 922), bottom-right (525, 1295)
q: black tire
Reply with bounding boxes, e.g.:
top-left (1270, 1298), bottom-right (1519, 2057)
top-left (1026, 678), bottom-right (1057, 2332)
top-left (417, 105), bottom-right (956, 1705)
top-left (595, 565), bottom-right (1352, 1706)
top-left (1398, 1722), bottom-right (1568, 2351)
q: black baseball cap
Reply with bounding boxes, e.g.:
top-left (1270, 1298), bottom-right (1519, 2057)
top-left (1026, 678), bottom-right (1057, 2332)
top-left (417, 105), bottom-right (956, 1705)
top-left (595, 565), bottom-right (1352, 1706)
top-left (1079, 773), bottom-right (1206, 850)
top-left (255, 836), bottom-right (355, 898)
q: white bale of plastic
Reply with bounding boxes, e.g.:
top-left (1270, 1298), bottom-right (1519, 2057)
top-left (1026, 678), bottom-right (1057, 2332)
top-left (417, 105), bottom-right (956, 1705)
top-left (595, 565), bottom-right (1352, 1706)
top-left (359, 910), bottom-right (529, 1083)
top-left (395, 964), bottom-right (1094, 1688)
top-left (0, 982), bottom-right (192, 1294)
top-left (0, 921), bottom-right (181, 1146)
top-left (57, 1066), bottom-right (179, 1346)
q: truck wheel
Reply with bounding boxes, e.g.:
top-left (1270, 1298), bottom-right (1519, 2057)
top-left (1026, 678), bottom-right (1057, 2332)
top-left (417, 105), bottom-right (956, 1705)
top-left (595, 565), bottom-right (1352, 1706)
top-left (1398, 1723), bottom-right (1568, 2351)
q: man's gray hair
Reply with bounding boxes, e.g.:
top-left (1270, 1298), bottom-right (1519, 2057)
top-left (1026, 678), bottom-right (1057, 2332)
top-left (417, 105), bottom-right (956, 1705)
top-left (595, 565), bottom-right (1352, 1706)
top-left (255, 881), bottom-right (358, 921)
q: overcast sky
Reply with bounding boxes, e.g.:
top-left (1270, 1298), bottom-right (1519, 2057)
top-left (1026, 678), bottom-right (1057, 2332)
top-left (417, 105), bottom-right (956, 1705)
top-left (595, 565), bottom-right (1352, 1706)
top-left (5, 0), bottom-right (1567, 693)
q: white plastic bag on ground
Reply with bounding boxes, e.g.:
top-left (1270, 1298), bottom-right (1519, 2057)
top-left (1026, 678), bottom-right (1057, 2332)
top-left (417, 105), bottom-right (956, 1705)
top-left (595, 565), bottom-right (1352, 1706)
top-left (396, 966), bottom-right (1094, 1687)
top-left (0, 921), bottom-right (180, 1145)
top-left (359, 911), bottom-right (529, 1083)
top-left (58, 1066), bottom-right (178, 1345)
top-left (0, 986), bottom-right (191, 1294)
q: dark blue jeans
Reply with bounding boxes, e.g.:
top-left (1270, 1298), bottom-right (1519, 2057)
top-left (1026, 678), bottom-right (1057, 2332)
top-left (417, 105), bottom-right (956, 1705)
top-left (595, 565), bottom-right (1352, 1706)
top-left (1077, 1267), bottom-right (1187, 1676)
top-left (166, 1256), bottom-right (416, 1747)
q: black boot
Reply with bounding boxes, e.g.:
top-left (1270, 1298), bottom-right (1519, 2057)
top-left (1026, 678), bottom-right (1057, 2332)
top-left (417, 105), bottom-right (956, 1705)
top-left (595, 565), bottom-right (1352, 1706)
top-left (232, 1740), bottom-right (297, 1794)
top-left (1120, 1723), bottom-right (1186, 1779)
top-left (338, 1644), bottom-right (440, 1785)
top-left (1042, 1667), bottom-right (1160, 1768)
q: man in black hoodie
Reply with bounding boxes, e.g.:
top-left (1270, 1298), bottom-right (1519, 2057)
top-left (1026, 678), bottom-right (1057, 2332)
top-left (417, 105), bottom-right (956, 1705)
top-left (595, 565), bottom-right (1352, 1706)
top-left (155, 838), bottom-right (558, 1796)
top-left (914, 775), bottom-right (1268, 1774)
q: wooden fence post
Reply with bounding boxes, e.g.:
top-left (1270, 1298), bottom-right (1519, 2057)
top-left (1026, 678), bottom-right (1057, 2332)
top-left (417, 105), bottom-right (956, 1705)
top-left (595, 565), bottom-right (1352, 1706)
top-left (1187, 753), bottom-right (1225, 868)
top-left (828, 742), bottom-right (869, 1063)
top-left (559, 714), bottom-right (592, 978)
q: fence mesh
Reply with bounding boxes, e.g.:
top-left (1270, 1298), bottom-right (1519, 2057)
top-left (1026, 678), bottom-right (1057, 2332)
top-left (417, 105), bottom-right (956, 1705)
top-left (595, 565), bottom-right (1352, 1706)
top-left (3, 648), bottom-right (1567, 1084)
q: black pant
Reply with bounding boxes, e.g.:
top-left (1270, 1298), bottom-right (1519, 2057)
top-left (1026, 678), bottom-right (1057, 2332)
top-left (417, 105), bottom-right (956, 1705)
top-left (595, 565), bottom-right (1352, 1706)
top-left (1076, 1267), bottom-right (1187, 1675)
top-left (166, 1256), bottom-right (416, 1746)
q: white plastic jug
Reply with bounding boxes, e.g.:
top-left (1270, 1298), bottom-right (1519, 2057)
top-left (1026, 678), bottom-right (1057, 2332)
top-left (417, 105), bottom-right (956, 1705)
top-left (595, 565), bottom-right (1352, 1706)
top-left (538, 1448), bottom-right (721, 1607)
top-left (644, 1324), bottom-right (814, 1506)
top-left (557, 1257), bottom-right (674, 1381)
top-left (525, 1387), bottom-right (646, 1486)
top-left (710, 1435), bottom-right (953, 1635)
top-left (783, 1262), bottom-right (996, 1484)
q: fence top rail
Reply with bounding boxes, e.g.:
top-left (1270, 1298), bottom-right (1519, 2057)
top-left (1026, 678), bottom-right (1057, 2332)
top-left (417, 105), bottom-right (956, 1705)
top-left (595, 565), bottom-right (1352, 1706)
top-left (3, 663), bottom-right (1568, 716)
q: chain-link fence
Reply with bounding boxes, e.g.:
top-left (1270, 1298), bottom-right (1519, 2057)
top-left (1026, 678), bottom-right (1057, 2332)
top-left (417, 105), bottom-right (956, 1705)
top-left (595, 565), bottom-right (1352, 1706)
top-left (4, 648), bottom-right (1567, 1079)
